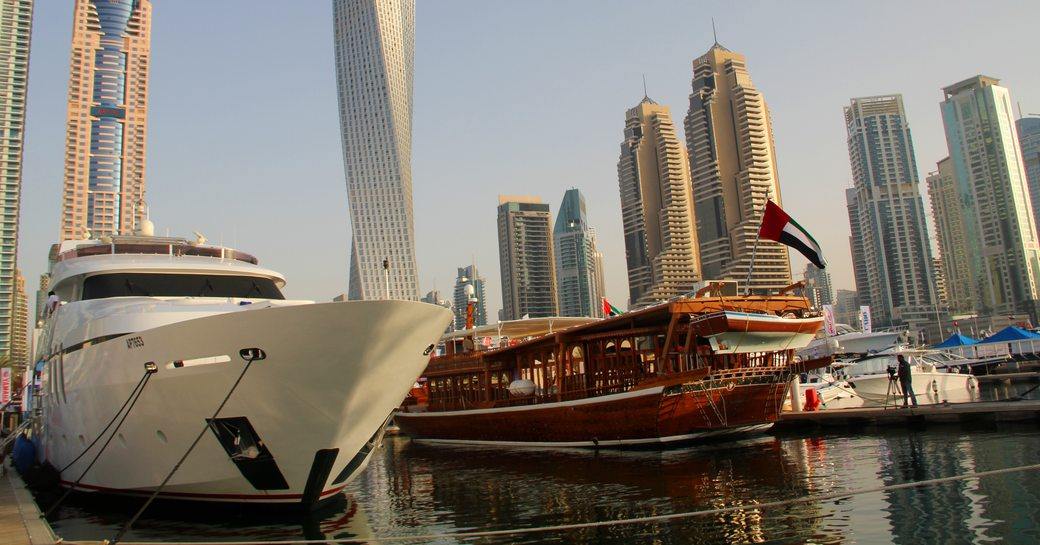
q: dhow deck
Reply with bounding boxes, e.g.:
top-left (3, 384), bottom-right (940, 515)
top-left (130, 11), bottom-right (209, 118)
top-left (776, 399), bottom-right (1040, 429)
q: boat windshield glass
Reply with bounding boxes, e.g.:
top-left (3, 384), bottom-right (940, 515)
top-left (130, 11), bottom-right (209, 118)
top-left (82, 273), bottom-right (284, 300)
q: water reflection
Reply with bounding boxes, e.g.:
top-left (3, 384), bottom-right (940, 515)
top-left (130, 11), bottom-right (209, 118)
top-left (44, 426), bottom-right (1040, 544)
top-left (351, 436), bottom-right (838, 544)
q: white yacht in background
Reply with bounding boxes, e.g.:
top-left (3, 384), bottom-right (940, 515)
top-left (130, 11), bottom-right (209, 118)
top-left (787, 348), bottom-right (980, 411)
top-left (33, 230), bottom-right (452, 506)
top-left (797, 323), bottom-right (901, 361)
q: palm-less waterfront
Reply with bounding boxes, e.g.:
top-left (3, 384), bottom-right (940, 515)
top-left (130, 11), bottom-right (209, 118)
top-left (43, 384), bottom-right (1040, 544)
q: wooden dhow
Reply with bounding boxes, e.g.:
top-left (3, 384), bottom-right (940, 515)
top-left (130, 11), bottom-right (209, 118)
top-left (396, 293), bottom-right (831, 447)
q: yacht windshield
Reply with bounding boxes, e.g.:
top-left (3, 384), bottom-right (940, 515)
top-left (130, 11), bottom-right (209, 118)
top-left (82, 273), bottom-right (284, 300)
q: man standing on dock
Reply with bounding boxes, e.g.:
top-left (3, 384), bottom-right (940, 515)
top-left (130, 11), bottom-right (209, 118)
top-left (897, 355), bottom-right (918, 407)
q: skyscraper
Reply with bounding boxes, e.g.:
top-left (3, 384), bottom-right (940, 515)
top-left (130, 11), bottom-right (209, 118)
top-left (684, 42), bottom-right (791, 293)
top-left (497, 196), bottom-right (557, 320)
top-left (845, 187), bottom-right (870, 311)
top-left (0, 0), bottom-right (32, 362)
top-left (452, 263), bottom-right (488, 330)
top-left (844, 95), bottom-right (936, 327)
top-left (333, 0), bottom-right (418, 300)
top-left (618, 96), bottom-right (700, 307)
top-left (834, 289), bottom-right (860, 327)
top-left (927, 158), bottom-right (973, 314)
top-left (553, 188), bottom-right (604, 317)
top-left (940, 76), bottom-right (1040, 317)
top-left (802, 263), bottom-right (833, 308)
top-left (61, 0), bottom-right (151, 241)
top-left (1017, 116), bottom-right (1040, 227)
top-left (421, 289), bottom-right (453, 333)
top-left (9, 270), bottom-right (28, 368)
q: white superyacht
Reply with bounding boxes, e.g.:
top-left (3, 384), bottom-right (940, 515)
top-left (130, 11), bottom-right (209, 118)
top-left (33, 228), bottom-right (451, 506)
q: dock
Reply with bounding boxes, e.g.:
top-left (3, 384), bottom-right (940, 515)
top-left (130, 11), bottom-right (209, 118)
top-left (776, 399), bottom-right (1040, 429)
top-left (0, 466), bottom-right (56, 545)
top-left (975, 371), bottom-right (1040, 382)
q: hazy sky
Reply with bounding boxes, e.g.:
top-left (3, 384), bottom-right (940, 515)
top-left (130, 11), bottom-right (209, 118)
top-left (18, 1), bottom-right (1040, 317)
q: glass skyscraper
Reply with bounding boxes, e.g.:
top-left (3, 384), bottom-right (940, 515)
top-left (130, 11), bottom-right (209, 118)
top-left (0, 0), bottom-right (32, 361)
top-left (553, 188), bottom-right (604, 318)
top-left (61, 0), bottom-right (151, 241)
top-left (940, 76), bottom-right (1040, 317)
top-left (844, 95), bottom-right (936, 327)
top-left (1017, 116), bottom-right (1040, 228)
top-left (333, 0), bottom-right (419, 300)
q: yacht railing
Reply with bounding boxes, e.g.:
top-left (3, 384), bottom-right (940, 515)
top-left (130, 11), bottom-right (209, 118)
top-left (57, 242), bottom-right (258, 265)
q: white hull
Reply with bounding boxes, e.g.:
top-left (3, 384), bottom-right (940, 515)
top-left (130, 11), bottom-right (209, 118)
top-left (38, 300), bottom-right (451, 505)
top-left (843, 371), bottom-right (980, 407)
top-left (785, 371), bottom-right (979, 411)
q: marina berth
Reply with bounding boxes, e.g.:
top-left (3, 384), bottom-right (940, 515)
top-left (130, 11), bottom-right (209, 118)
top-left (31, 234), bottom-right (453, 507)
top-left (396, 293), bottom-right (832, 447)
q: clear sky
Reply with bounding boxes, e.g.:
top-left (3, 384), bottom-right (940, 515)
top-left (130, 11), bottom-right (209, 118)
top-left (18, 0), bottom-right (1040, 317)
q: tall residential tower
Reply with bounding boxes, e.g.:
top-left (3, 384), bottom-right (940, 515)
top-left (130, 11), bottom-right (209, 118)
top-left (553, 188), bottom-right (604, 317)
top-left (618, 96), bottom-right (700, 308)
top-left (497, 196), bottom-right (557, 320)
top-left (844, 95), bottom-right (936, 327)
top-left (939, 76), bottom-right (1040, 317)
top-left (927, 158), bottom-right (974, 314)
top-left (1017, 116), bottom-right (1040, 227)
top-left (803, 263), bottom-right (833, 308)
top-left (61, 0), bottom-right (151, 241)
top-left (0, 0), bottom-right (33, 361)
top-left (684, 42), bottom-right (791, 293)
top-left (333, 0), bottom-right (419, 300)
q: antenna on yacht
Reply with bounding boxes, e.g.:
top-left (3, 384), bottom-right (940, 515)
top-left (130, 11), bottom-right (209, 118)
top-left (383, 257), bottom-right (391, 300)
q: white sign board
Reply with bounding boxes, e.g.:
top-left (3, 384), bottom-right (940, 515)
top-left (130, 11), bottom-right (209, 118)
top-left (859, 306), bottom-right (873, 333)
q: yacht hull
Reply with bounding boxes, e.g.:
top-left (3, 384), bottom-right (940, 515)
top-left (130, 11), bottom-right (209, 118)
top-left (38, 300), bottom-right (451, 505)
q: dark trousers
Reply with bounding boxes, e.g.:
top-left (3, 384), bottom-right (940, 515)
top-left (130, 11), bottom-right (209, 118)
top-left (900, 377), bottom-right (918, 407)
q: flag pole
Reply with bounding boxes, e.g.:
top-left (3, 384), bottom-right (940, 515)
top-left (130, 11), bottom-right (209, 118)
top-left (745, 232), bottom-right (760, 295)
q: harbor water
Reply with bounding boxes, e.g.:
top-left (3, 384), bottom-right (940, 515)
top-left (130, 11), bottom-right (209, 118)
top-left (43, 383), bottom-right (1040, 544)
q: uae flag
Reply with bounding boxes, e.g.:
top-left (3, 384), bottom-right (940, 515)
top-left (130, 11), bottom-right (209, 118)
top-left (602, 298), bottom-right (623, 317)
top-left (758, 200), bottom-right (826, 269)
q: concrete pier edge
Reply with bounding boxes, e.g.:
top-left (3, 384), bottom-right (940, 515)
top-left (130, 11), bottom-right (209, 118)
top-left (2, 464), bottom-right (60, 545)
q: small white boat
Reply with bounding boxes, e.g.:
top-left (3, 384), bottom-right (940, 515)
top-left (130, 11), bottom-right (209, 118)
top-left (33, 233), bottom-right (452, 506)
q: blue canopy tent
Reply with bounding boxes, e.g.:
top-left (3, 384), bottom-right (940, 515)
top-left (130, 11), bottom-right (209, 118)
top-left (976, 326), bottom-right (1040, 367)
top-left (978, 326), bottom-right (1040, 343)
top-left (933, 333), bottom-right (977, 349)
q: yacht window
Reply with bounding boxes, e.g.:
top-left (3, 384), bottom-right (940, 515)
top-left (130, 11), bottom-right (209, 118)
top-left (82, 273), bottom-right (284, 300)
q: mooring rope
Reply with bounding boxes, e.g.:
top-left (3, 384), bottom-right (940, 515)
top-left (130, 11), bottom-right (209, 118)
top-left (111, 350), bottom-right (264, 543)
top-left (45, 363), bottom-right (159, 518)
top-left (70, 461), bottom-right (1040, 545)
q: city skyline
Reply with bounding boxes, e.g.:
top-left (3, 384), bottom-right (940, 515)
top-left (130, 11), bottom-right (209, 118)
top-left (12, 2), bottom-right (1040, 321)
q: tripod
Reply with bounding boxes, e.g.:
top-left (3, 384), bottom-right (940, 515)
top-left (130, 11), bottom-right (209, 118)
top-left (883, 367), bottom-right (901, 410)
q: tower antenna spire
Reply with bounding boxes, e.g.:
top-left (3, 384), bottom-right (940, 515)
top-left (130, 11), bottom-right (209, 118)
top-left (712, 17), bottom-right (718, 44)
top-left (642, 73), bottom-right (648, 99)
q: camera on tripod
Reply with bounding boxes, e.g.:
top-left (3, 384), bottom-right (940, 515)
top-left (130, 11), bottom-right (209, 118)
top-left (886, 365), bottom-right (898, 381)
